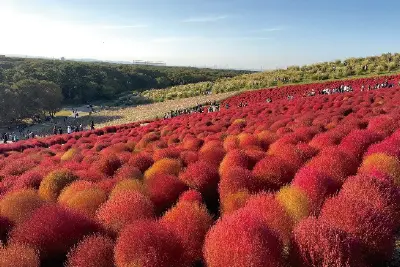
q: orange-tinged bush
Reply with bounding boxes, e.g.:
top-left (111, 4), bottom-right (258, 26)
top-left (359, 153), bottom-right (400, 185)
top-left (58, 180), bottom-right (95, 204)
top-left (38, 169), bottom-right (78, 202)
top-left (0, 243), bottom-right (40, 267)
top-left (10, 205), bottom-right (101, 260)
top-left (257, 130), bottom-right (278, 149)
top-left (161, 201), bottom-right (213, 264)
top-left (292, 167), bottom-right (339, 214)
top-left (238, 133), bottom-right (260, 148)
top-left (115, 220), bottom-right (185, 267)
top-left (219, 149), bottom-right (252, 176)
top-left (253, 155), bottom-right (297, 189)
top-left (292, 217), bottom-right (366, 267)
top-left (276, 186), bottom-right (310, 224)
top-left (204, 209), bottom-right (283, 267)
top-left (145, 174), bottom-right (187, 214)
top-left (109, 178), bottom-right (145, 198)
top-left (61, 148), bottom-right (80, 161)
top-left (96, 191), bottom-right (155, 232)
top-left (223, 135), bottom-right (239, 151)
top-left (243, 192), bottom-right (294, 245)
top-left (183, 137), bottom-right (203, 151)
top-left (66, 234), bottom-right (114, 267)
top-left (62, 188), bottom-right (108, 217)
top-left (144, 158), bottom-right (182, 179)
top-left (220, 190), bottom-right (251, 215)
top-left (0, 189), bottom-right (45, 224)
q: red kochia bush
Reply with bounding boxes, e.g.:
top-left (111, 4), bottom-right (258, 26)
top-left (320, 194), bottom-right (396, 261)
top-left (252, 155), bottom-right (297, 189)
top-left (219, 149), bottom-right (253, 176)
top-left (243, 192), bottom-right (294, 245)
top-left (115, 220), bottom-right (185, 267)
top-left (306, 147), bottom-right (358, 184)
top-left (203, 209), bottom-right (283, 267)
top-left (339, 129), bottom-right (383, 159)
top-left (12, 171), bottom-right (43, 190)
top-left (96, 191), bottom-right (155, 232)
top-left (66, 234), bottom-right (114, 267)
top-left (93, 154), bottom-right (122, 176)
top-left (340, 174), bottom-right (400, 223)
top-left (10, 205), bottom-right (101, 259)
top-left (113, 164), bottom-right (143, 180)
top-left (179, 161), bottom-right (219, 198)
top-left (219, 167), bottom-right (262, 198)
top-left (145, 174), bottom-right (188, 214)
top-left (292, 166), bottom-right (339, 214)
top-left (292, 217), bottom-right (366, 267)
top-left (161, 201), bottom-right (213, 264)
top-left (179, 190), bottom-right (203, 203)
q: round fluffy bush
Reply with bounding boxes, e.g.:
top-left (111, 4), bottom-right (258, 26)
top-left (339, 129), bottom-right (383, 159)
top-left (12, 171), bottom-right (43, 190)
top-left (257, 130), bottom-right (278, 149)
top-left (219, 167), bottom-right (262, 197)
top-left (178, 190), bottom-right (203, 203)
top-left (203, 209), bottom-right (283, 267)
top-left (306, 147), bottom-right (358, 184)
top-left (359, 153), bottom-right (400, 185)
top-left (62, 188), bottom-right (108, 218)
top-left (115, 220), bottom-right (185, 267)
top-left (292, 166), bottom-right (339, 214)
top-left (320, 194), bottom-right (396, 261)
top-left (145, 174), bottom-right (188, 214)
top-left (66, 234), bottom-right (114, 267)
top-left (0, 189), bottom-right (45, 224)
top-left (276, 186), bottom-right (310, 224)
top-left (96, 191), bottom-right (155, 232)
top-left (219, 149), bottom-right (252, 176)
top-left (128, 153), bottom-right (154, 173)
top-left (109, 178), bottom-right (146, 199)
top-left (340, 174), bottom-right (400, 223)
top-left (220, 190), bottom-right (251, 215)
top-left (38, 169), bottom-right (78, 201)
top-left (61, 148), bottom-right (81, 161)
top-left (292, 217), bottom-right (366, 267)
top-left (198, 146), bottom-right (226, 166)
top-left (253, 155), bottom-right (296, 189)
top-left (161, 201), bottom-right (213, 264)
top-left (223, 135), bottom-right (239, 151)
top-left (179, 161), bottom-right (219, 197)
top-left (243, 192), bottom-right (294, 245)
top-left (113, 164), bottom-right (143, 180)
top-left (0, 243), bottom-right (40, 267)
top-left (58, 180), bottom-right (95, 204)
top-left (93, 154), bottom-right (122, 176)
top-left (153, 147), bottom-right (182, 161)
top-left (144, 158), bottom-right (182, 179)
top-left (10, 205), bottom-right (101, 259)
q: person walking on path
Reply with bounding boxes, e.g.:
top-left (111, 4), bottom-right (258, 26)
top-left (91, 121), bottom-right (95, 130)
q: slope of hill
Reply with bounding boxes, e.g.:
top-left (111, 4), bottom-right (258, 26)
top-left (142, 52), bottom-right (400, 101)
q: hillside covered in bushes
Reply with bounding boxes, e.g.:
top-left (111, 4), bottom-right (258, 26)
top-left (142, 52), bottom-right (400, 101)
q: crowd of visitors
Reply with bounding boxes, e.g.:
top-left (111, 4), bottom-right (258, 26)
top-left (163, 101), bottom-right (221, 119)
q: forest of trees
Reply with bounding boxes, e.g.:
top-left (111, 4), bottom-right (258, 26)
top-left (142, 53), bottom-right (400, 101)
top-left (0, 57), bottom-right (251, 104)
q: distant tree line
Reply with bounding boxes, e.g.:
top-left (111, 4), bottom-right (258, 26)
top-left (0, 79), bottom-right (63, 124)
top-left (142, 53), bottom-right (400, 101)
top-left (0, 57), bottom-right (251, 104)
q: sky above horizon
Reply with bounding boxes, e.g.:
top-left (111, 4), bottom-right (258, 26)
top-left (1, 0), bottom-right (400, 70)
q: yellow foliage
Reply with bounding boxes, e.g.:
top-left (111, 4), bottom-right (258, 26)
top-left (38, 170), bottom-right (78, 202)
top-left (144, 158), bottom-right (182, 179)
top-left (110, 179), bottom-right (146, 199)
top-left (276, 186), bottom-right (310, 224)
top-left (359, 153), bottom-right (400, 185)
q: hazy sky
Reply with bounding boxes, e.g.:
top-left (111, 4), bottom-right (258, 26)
top-left (1, 0), bottom-right (399, 70)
